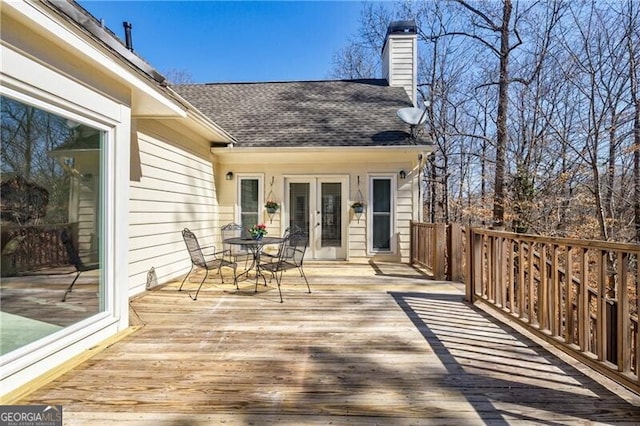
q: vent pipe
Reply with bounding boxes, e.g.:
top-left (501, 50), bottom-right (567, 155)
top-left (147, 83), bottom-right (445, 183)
top-left (123, 21), bottom-right (133, 52)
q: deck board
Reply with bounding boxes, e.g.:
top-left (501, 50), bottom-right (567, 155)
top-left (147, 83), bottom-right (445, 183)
top-left (17, 262), bottom-right (640, 424)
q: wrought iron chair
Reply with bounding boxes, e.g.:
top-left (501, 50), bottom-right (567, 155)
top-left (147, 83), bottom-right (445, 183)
top-left (221, 222), bottom-right (252, 269)
top-left (60, 228), bottom-right (99, 302)
top-left (259, 231), bottom-right (310, 302)
top-left (178, 228), bottom-right (237, 300)
top-left (259, 225), bottom-right (303, 262)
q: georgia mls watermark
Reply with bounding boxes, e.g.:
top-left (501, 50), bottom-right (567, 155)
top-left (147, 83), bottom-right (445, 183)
top-left (0, 405), bottom-right (62, 426)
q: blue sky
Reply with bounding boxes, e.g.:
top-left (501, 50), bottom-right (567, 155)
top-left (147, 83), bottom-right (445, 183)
top-left (78, 1), bottom-right (365, 83)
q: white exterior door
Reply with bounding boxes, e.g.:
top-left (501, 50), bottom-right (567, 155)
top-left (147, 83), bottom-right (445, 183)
top-left (285, 176), bottom-right (347, 260)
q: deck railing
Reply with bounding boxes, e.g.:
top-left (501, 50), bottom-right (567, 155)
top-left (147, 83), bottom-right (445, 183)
top-left (465, 227), bottom-right (639, 394)
top-left (409, 221), bottom-right (465, 282)
top-left (1, 223), bottom-right (76, 274)
top-left (410, 223), bottom-right (640, 393)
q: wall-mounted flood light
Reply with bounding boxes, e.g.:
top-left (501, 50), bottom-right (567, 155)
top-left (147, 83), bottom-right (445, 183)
top-left (399, 170), bottom-right (407, 179)
top-left (225, 171), bottom-right (233, 181)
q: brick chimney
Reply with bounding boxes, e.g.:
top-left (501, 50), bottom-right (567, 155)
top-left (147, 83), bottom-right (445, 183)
top-left (382, 20), bottom-right (418, 106)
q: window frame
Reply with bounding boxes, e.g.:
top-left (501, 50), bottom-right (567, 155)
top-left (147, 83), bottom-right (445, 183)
top-left (236, 174), bottom-right (264, 229)
top-left (367, 174), bottom-right (397, 254)
top-left (0, 87), bottom-right (122, 372)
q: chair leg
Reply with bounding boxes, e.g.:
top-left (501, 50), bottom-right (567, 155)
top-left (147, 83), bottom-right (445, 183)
top-left (232, 265), bottom-right (239, 289)
top-left (218, 265), bottom-right (225, 283)
top-left (298, 266), bottom-right (311, 294)
top-left (189, 269), bottom-right (208, 301)
top-left (178, 266), bottom-right (194, 291)
top-left (61, 271), bottom-right (81, 302)
top-left (275, 269), bottom-right (284, 303)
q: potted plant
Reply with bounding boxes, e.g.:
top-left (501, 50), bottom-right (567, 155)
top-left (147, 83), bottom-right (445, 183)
top-left (265, 200), bottom-right (280, 214)
top-left (248, 223), bottom-right (268, 240)
top-left (351, 202), bottom-right (364, 214)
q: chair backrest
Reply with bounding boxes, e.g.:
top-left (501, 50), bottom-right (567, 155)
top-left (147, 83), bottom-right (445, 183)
top-left (279, 231), bottom-right (308, 266)
top-left (60, 228), bottom-right (83, 270)
top-left (221, 222), bottom-right (247, 255)
top-left (182, 228), bottom-right (207, 268)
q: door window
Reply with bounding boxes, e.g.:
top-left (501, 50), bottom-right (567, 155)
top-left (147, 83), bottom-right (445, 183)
top-left (321, 182), bottom-right (341, 247)
top-left (289, 182), bottom-right (310, 236)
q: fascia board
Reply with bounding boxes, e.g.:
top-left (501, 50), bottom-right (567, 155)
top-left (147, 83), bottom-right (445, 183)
top-left (5, 0), bottom-right (185, 118)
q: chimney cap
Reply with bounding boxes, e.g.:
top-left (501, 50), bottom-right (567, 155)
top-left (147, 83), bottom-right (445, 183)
top-left (386, 20), bottom-right (417, 37)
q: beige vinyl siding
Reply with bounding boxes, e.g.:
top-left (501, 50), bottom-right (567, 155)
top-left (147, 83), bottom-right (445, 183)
top-left (77, 177), bottom-right (98, 262)
top-left (128, 129), bottom-right (218, 295)
top-left (382, 35), bottom-right (416, 105)
top-left (214, 153), bottom-right (419, 263)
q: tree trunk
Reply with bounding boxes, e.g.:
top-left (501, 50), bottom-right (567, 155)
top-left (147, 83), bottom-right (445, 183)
top-left (493, 0), bottom-right (512, 229)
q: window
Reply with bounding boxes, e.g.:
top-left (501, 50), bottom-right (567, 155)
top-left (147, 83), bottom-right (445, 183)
top-left (370, 176), bottom-right (394, 252)
top-left (0, 95), bottom-right (105, 356)
top-left (239, 176), bottom-right (262, 232)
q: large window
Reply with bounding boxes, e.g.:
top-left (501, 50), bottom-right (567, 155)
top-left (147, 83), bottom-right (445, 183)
top-left (0, 96), bottom-right (105, 356)
top-left (370, 177), bottom-right (394, 252)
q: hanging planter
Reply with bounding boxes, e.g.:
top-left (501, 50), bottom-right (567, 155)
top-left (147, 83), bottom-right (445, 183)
top-left (265, 200), bottom-right (280, 215)
top-left (265, 177), bottom-right (279, 224)
top-left (352, 176), bottom-right (365, 223)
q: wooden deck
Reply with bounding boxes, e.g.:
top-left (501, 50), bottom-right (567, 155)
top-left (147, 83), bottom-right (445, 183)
top-left (18, 262), bottom-right (640, 425)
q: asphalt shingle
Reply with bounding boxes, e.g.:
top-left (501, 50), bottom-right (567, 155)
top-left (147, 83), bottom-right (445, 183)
top-left (172, 79), bottom-right (428, 148)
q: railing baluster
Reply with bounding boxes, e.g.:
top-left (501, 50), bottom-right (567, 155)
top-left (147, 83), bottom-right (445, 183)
top-left (579, 247), bottom-right (589, 352)
top-left (617, 251), bottom-right (629, 372)
top-left (540, 243), bottom-right (549, 330)
top-left (597, 250), bottom-right (607, 361)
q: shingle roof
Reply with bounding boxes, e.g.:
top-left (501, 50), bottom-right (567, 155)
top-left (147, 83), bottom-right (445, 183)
top-left (172, 79), bottom-right (428, 148)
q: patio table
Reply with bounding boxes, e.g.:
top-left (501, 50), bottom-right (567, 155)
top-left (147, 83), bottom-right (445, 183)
top-left (223, 236), bottom-right (284, 288)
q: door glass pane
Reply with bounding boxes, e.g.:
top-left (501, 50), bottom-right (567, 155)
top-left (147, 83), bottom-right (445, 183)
top-left (1, 95), bottom-right (105, 355)
top-left (289, 183), bottom-right (309, 236)
top-left (372, 178), bottom-right (391, 250)
top-left (240, 179), bottom-right (259, 232)
top-left (321, 182), bottom-right (341, 247)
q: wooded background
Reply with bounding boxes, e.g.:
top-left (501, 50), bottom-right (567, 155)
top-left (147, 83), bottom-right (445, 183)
top-left (332, 0), bottom-right (640, 244)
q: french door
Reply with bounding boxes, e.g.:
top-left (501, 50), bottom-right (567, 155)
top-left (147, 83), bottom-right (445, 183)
top-left (285, 176), bottom-right (347, 260)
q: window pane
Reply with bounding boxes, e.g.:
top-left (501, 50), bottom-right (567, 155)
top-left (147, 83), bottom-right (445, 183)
top-left (240, 179), bottom-right (259, 233)
top-left (321, 183), bottom-right (341, 247)
top-left (373, 215), bottom-right (391, 249)
top-left (373, 179), bottom-right (390, 212)
top-left (289, 183), bottom-right (309, 236)
top-left (1, 96), bottom-right (104, 355)
top-left (240, 179), bottom-right (258, 213)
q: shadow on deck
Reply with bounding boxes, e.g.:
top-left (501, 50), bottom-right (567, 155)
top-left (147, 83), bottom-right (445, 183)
top-left (17, 262), bottom-right (640, 425)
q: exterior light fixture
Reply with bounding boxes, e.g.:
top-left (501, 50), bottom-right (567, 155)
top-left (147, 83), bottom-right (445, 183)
top-left (399, 170), bottom-right (406, 179)
top-left (225, 171), bottom-right (233, 181)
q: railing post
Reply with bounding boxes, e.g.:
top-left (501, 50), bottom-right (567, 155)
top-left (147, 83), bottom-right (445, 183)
top-left (465, 228), bottom-right (474, 302)
top-left (433, 223), bottom-right (446, 280)
top-left (447, 223), bottom-right (463, 282)
top-left (409, 221), bottom-right (415, 267)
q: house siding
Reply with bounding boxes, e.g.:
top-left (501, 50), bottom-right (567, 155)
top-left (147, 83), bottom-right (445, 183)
top-left (382, 35), bottom-right (417, 106)
top-left (213, 150), bottom-right (421, 263)
top-left (128, 125), bottom-right (218, 296)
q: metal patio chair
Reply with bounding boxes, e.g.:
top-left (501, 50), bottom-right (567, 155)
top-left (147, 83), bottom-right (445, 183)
top-left (221, 222), bottom-right (252, 270)
top-left (259, 231), bottom-right (310, 302)
top-left (178, 228), bottom-right (237, 300)
top-left (60, 228), bottom-right (99, 302)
